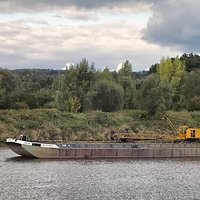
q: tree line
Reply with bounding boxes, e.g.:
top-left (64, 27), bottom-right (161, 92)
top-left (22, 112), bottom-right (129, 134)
top-left (0, 53), bottom-right (199, 117)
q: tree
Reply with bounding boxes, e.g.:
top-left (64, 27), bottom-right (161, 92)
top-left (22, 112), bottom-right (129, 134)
top-left (54, 72), bottom-right (81, 112)
top-left (148, 63), bottom-right (159, 74)
top-left (97, 68), bottom-right (114, 81)
top-left (0, 77), bottom-right (6, 108)
top-left (137, 74), bottom-right (172, 117)
top-left (157, 57), bottom-right (185, 108)
top-left (180, 53), bottom-right (200, 71)
top-left (54, 58), bottom-right (95, 112)
top-left (117, 60), bottom-right (136, 109)
top-left (0, 69), bottom-right (16, 109)
top-left (182, 70), bottom-right (200, 111)
top-left (92, 79), bottom-right (124, 112)
top-left (15, 69), bottom-right (55, 109)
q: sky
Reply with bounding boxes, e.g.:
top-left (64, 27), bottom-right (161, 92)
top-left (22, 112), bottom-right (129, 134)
top-left (0, 0), bottom-right (199, 71)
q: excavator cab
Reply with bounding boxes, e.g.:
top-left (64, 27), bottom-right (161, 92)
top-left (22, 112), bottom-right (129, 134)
top-left (185, 128), bottom-right (200, 141)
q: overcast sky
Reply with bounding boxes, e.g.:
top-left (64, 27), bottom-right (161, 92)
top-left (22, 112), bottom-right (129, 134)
top-left (0, 0), bottom-right (199, 71)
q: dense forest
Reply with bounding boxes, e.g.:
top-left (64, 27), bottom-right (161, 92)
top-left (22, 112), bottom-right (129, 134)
top-left (0, 53), bottom-right (200, 141)
top-left (0, 53), bottom-right (199, 116)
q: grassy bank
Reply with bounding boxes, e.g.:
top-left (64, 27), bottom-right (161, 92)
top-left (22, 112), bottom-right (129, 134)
top-left (0, 109), bottom-right (200, 142)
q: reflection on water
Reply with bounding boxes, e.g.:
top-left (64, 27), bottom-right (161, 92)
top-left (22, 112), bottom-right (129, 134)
top-left (1, 147), bottom-right (200, 200)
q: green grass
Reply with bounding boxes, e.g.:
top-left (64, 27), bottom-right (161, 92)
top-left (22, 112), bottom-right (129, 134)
top-left (0, 109), bottom-right (199, 142)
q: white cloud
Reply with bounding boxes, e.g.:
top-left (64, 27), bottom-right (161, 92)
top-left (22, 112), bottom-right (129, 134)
top-left (0, 0), bottom-right (194, 70)
top-left (116, 63), bottom-right (123, 72)
top-left (62, 62), bottom-right (74, 70)
top-left (0, 18), bottom-right (181, 70)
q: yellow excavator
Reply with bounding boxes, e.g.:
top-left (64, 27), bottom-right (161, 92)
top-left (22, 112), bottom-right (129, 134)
top-left (110, 115), bottom-right (200, 143)
top-left (163, 115), bottom-right (200, 142)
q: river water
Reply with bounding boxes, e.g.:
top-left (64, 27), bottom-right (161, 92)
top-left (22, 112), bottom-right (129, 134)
top-left (1, 147), bottom-right (200, 200)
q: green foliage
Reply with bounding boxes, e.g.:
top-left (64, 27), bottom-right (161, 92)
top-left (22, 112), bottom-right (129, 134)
top-left (92, 79), bottom-right (124, 112)
top-left (182, 70), bottom-right (200, 111)
top-left (157, 57), bottom-right (186, 107)
top-left (82, 90), bottom-right (97, 111)
top-left (117, 60), bottom-right (136, 109)
top-left (54, 58), bottom-right (95, 112)
top-left (0, 68), bottom-right (55, 109)
top-left (54, 90), bottom-right (69, 111)
top-left (180, 53), bottom-right (200, 71)
top-left (67, 96), bottom-right (81, 112)
top-left (0, 69), bottom-right (16, 109)
top-left (0, 80), bottom-right (6, 108)
top-left (148, 63), bottom-right (159, 74)
top-left (158, 57), bottom-right (185, 89)
top-left (87, 111), bottom-right (118, 127)
top-left (137, 74), bottom-right (172, 118)
top-left (13, 101), bottom-right (29, 109)
top-left (118, 60), bottom-right (132, 77)
top-left (0, 54), bottom-right (200, 113)
top-left (1, 109), bottom-right (200, 142)
top-left (97, 68), bottom-right (114, 81)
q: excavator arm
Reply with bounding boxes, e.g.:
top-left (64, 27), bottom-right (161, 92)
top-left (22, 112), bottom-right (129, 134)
top-left (163, 115), bottom-right (178, 135)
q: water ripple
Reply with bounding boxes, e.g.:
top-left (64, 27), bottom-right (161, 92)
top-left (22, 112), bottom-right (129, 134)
top-left (1, 147), bottom-right (200, 200)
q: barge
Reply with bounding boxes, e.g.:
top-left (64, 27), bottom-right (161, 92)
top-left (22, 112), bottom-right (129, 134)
top-left (6, 135), bottom-right (200, 159)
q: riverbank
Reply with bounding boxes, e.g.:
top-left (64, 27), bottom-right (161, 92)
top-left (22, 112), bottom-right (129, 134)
top-left (0, 109), bottom-right (200, 142)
